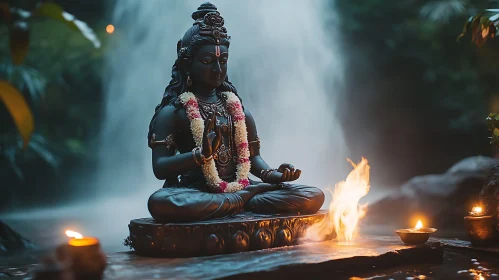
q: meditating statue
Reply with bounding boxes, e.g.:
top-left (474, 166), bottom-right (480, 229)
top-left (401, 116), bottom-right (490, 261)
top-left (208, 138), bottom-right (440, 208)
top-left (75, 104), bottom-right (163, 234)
top-left (146, 2), bottom-right (324, 223)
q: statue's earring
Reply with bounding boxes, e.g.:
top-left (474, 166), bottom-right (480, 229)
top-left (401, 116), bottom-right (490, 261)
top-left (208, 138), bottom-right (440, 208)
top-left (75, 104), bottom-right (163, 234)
top-left (187, 76), bottom-right (192, 87)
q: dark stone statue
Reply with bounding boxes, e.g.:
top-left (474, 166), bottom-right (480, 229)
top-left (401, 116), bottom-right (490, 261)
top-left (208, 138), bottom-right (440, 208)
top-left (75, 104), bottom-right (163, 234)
top-left (146, 2), bottom-right (324, 223)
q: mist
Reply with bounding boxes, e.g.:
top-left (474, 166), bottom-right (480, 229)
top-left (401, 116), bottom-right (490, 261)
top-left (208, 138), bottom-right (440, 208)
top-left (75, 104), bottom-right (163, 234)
top-left (2, 0), bottom-right (354, 253)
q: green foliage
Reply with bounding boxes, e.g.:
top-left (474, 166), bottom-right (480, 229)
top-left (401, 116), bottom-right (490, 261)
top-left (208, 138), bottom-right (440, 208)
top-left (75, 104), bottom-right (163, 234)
top-left (0, 0), bottom-right (105, 183)
top-left (335, 0), bottom-right (499, 132)
top-left (458, 9), bottom-right (499, 46)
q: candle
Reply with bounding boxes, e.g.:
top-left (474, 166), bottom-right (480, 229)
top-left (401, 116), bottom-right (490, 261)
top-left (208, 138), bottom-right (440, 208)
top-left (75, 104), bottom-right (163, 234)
top-left (464, 206), bottom-right (497, 246)
top-left (60, 230), bottom-right (107, 280)
top-left (395, 218), bottom-right (437, 245)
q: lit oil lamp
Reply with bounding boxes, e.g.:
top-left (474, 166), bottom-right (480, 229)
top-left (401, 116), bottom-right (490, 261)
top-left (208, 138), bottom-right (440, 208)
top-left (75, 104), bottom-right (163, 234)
top-left (57, 230), bottom-right (107, 280)
top-left (464, 205), bottom-right (497, 246)
top-left (395, 219), bottom-right (437, 245)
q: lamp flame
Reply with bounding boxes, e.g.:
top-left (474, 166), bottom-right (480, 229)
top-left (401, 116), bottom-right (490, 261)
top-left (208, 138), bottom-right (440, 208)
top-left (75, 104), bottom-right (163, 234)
top-left (65, 230), bottom-right (83, 239)
top-left (471, 206), bottom-right (483, 215)
top-left (415, 219), bottom-right (423, 230)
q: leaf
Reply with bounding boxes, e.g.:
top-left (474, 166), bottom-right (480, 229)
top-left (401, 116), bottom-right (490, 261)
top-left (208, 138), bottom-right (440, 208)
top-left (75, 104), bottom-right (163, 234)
top-left (420, 0), bottom-right (467, 22)
top-left (0, 80), bottom-right (34, 148)
top-left (0, 2), bottom-right (11, 24)
top-left (29, 134), bottom-right (60, 169)
top-left (35, 2), bottom-right (101, 48)
top-left (9, 20), bottom-right (30, 65)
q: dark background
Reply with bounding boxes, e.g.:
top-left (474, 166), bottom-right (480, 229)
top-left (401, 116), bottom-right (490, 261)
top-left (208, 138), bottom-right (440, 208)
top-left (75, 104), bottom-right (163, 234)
top-left (1, 0), bottom-right (498, 211)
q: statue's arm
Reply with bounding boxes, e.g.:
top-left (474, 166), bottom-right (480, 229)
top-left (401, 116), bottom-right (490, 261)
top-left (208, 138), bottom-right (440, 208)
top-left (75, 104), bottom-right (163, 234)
top-left (151, 106), bottom-right (199, 180)
top-left (245, 109), bottom-right (271, 179)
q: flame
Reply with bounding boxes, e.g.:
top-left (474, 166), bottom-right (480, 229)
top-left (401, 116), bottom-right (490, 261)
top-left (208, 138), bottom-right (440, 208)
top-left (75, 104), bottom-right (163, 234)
top-left (471, 206), bottom-right (483, 215)
top-left (65, 230), bottom-right (83, 239)
top-left (305, 157), bottom-right (370, 243)
top-left (415, 219), bottom-right (423, 230)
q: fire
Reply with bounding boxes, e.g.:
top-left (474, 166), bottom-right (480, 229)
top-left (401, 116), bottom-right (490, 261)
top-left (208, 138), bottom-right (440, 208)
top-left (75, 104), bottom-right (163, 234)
top-left (471, 206), bottom-right (483, 215)
top-left (65, 230), bottom-right (83, 239)
top-left (305, 157), bottom-right (370, 243)
top-left (415, 219), bottom-right (423, 230)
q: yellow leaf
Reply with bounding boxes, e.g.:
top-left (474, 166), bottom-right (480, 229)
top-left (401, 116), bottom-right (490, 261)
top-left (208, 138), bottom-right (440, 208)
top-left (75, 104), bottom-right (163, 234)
top-left (0, 80), bottom-right (34, 148)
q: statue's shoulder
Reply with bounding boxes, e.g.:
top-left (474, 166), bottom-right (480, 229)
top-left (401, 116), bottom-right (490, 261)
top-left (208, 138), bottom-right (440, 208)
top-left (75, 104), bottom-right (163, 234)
top-left (155, 103), bottom-right (185, 125)
top-left (243, 107), bottom-right (254, 119)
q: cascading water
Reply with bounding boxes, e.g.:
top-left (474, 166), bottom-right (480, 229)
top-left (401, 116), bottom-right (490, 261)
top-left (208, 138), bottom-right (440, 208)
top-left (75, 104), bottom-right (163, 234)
top-left (98, 0), bottom-right (347, 198)
top-left (1, 0), bottom-right (348, 254)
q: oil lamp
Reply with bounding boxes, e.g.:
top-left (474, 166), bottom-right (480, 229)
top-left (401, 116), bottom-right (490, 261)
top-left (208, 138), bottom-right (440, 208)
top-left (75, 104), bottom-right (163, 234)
top-left (464, 205), bottom-right (497, 246)
top-left (396, 219), bottom-right (437, 245)
top-left (58, 230), bottom-right (107, 280)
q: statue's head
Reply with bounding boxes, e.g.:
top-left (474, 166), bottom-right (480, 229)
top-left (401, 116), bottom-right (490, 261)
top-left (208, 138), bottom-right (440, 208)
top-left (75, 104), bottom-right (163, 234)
top-left (163, 2), bottom-right (236, 103)
top-left (149, 2), bottom-right (239, 141)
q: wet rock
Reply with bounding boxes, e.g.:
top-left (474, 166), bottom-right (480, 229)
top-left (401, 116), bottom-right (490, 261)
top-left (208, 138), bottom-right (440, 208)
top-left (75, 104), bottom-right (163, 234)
top-left (480, 164), bottom-right (499, 229)
top-left (0, 220), bottom-right (37, 255)
top-left (367, 156), bottom-right (499, 230)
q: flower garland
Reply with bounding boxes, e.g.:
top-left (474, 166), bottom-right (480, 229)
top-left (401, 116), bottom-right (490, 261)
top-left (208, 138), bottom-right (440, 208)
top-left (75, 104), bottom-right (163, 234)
top-left (179, 91), bottom-right (251, 193)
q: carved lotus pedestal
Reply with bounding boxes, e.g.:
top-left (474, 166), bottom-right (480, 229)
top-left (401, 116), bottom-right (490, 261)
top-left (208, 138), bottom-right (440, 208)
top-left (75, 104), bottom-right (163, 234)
top-left (126, 211), bottom-right (329, 257)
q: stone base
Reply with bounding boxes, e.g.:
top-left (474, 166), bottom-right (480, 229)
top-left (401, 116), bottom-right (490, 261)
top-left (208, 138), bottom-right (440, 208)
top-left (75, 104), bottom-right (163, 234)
top-left (127, 211), bottom-right (328, 257)
top-left (105, 236), bottom-right (443, 279)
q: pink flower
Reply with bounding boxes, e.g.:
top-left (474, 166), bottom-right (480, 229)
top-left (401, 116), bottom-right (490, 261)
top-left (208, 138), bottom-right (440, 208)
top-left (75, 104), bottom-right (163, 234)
top-left (186, 99), bottom-right (199, 108)
top-left (232, 113), bottom-right (245, 121)
top-left (187, 111), bottom-right (201, 119)
top-left (238, 142), bottom-right (249, 149)
top-left (238, 158), bottom-right (250, 164)
top-left (219, 181), bottom-right (228, 192)
top-left (238, 179), bottom-right (250, 187)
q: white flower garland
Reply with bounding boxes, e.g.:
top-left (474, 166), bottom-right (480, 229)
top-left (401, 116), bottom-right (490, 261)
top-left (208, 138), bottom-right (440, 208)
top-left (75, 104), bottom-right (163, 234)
top-left (179, 91), bottom-right (251, 193)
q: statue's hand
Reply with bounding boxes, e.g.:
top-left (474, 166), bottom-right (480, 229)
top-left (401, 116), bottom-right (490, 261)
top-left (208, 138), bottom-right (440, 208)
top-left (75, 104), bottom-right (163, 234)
top-left (271, 163), bottom-right (301, 183)
top-left (202, 113), bottom-right (222, 158)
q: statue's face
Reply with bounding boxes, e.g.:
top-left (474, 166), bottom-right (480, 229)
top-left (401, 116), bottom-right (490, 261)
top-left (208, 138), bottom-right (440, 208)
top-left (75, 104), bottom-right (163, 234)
top-left (190, 44), bottom-right (229, 88)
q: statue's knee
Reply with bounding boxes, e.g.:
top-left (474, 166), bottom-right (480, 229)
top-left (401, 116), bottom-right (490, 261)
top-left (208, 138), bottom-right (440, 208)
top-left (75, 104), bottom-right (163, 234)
top-left (148, 190), bottom-right (177, 221)
top-left (301, 186), bottom-right (325, 214)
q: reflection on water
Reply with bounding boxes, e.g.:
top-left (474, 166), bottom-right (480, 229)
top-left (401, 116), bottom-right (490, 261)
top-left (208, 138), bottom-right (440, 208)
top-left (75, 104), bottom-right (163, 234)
top-left (0, 189), bottom-right (152, 254)
top-left (349, 251), bottom-right (499, 280)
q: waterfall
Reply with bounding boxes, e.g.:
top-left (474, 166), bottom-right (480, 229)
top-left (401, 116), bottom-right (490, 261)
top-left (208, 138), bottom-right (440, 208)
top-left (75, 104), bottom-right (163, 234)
top-left (99, 0), bottom-right (347, 202)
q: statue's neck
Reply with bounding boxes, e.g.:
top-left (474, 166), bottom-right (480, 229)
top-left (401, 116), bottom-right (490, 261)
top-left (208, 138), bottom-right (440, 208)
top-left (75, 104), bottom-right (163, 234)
top-left (192, 86), bottom-right (218, 102)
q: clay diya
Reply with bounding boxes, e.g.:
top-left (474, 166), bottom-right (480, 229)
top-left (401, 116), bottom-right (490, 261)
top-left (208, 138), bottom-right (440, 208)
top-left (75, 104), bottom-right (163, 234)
top-left (464, 206), bottom-right (497, 246)
top-left (396, 219), bottom-right (437, 245)
top-left (58, 230), bottom-right (107, 280)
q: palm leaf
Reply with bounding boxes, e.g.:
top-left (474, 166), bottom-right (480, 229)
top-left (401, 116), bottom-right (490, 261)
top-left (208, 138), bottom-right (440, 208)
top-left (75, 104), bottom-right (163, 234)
top-left (0, 80), bottom-right (34, 148)
top-left (34, 2), bottom-right (101, 48)
top-left (420, 0), bottom-right (468, 22)
top-left (28, 134), bottom-right (60, 169)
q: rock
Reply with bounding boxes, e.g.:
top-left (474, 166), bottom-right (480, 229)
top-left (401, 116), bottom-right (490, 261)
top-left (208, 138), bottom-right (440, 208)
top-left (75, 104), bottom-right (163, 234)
top-left (0, 220), bottom-right (37, 255)
top-left (367, 156), bottom-right (499, 231)
top-left (479, 164), bottom-right (499, 229)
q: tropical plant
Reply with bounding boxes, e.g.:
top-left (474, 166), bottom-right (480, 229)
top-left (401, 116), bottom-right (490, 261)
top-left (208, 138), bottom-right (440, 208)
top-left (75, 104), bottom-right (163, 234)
top-left (417, 0), bottom-right (499, 46)
top-left (0, 1), bottom-right (100, 180)
top-left (0, 1), bottom-right (100, 146)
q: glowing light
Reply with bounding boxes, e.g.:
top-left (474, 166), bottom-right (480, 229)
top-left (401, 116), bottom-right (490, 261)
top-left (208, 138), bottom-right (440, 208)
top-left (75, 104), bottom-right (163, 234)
top-left (106, 24), bottom-right (115, 34)
top-left (305, 158), bottom-right (370, 243)
top-left (415, 219), bottom-right (423, 230)
top-left (471, 206), bottom-right (483, 216)
top-left (65, 230), bottom-right (83, 239)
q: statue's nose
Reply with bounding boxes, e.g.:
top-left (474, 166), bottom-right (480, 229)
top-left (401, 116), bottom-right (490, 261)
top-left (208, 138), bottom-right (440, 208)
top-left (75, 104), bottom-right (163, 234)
top-left (213, 61), bottom-right (221, 73)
